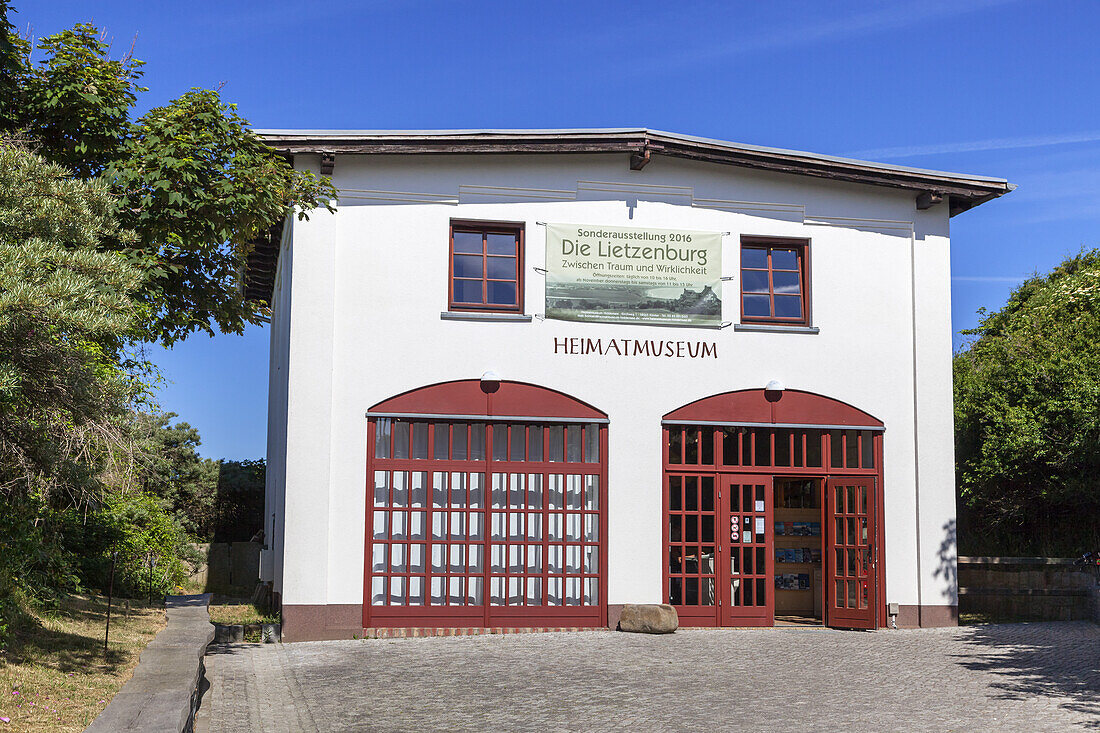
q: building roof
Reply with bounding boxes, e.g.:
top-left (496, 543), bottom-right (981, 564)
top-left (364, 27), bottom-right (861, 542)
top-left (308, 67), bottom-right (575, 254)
top-left (244, 128), bottom-right (1013, 302)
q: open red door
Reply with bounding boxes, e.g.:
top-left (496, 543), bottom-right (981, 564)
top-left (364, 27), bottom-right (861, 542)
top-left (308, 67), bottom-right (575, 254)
top-left (720, 475), bottom-right (774, 626)
top-left (826, 477), bottom-right (877, 629)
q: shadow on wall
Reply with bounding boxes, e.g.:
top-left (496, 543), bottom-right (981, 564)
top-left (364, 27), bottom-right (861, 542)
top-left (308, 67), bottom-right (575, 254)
top-left (199, 542), bottom-right (261, 596)
top-left (189, 460), bottom-right (266, 596)
top-left (935, 519), bottom-right (958, 601)
top-left (954, 622), bottom-right (1100, 726)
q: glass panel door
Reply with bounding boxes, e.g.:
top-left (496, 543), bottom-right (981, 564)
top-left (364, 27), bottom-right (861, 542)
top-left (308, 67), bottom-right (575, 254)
top-left (720, 475), bottom-right (773, 626)
top-left (825, 477), bottom-right (877, 629)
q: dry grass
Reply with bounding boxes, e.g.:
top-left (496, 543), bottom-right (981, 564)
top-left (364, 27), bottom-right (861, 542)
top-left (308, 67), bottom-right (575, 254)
top-left (0, 595), bottom-right (165, 732)
top-left (207, 603), bottom-right (278, 626)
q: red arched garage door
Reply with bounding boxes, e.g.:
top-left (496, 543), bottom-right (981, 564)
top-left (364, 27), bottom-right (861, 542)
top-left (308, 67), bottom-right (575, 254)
top-left (364, 380), bottom-right (607, 629)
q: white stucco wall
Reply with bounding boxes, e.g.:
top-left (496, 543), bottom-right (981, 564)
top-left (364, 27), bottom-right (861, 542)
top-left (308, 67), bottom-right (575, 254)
top-left (270, 152), bottom-right (959, 616)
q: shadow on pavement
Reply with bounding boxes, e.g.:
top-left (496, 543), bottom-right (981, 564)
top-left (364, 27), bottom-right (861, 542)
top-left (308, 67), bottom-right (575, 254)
top-left (953, 622), bottom-right (1100, 728)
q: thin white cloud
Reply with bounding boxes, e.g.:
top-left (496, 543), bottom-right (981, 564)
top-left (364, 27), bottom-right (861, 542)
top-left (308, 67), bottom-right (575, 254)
top-left (645, 0), bottom-right (1021, 70)
top-left (952, 276), bottom-right (1028, 283)
top-left (848, 131), bottom-right (1100, 159)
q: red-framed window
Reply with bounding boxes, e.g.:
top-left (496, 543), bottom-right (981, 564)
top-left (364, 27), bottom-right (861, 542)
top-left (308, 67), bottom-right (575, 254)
top-left (666, 425), bottom-right (876, 471)
top-left (367, 418), bottom-right (605, 626)
top-left (449, 220), bottom-right (524, 312)
top-left (740, 238), bottom-right (809, 325)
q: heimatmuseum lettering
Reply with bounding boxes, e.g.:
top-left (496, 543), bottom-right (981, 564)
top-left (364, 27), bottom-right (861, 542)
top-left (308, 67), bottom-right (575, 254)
top-left (553, 337), bottom-right (717, 359)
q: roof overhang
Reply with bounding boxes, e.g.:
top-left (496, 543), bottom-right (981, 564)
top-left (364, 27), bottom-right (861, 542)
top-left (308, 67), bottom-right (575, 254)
top-left (244, 128), bottom-right (1014, 303)
top-left (256, 127), bottom-right (1014, 216)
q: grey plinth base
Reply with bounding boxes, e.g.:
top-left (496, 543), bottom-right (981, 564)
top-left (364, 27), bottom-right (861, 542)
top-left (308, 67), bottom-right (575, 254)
top-left (617, 604), bottom-right (679, 634)
top-left (86, 593), bottom-right (213, 733)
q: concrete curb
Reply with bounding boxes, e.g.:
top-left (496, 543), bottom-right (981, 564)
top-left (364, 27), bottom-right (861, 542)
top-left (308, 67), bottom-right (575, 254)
top-left (85, 594), bottom-right (213, 733)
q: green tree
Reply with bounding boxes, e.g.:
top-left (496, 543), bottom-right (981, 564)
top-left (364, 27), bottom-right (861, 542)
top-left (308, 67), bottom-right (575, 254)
top-left (121, 411), bottom-right (220, 540)
top-left (213, 459), bottom-right (266, 543)
top-left (0, 140), bottom-right (146, 505)
top-left (0, 6), bottom-right (334, 344)
top-left (0, 139), bottom-right (148, 634)
top-left (954, 249), bottom-right (1100, 555)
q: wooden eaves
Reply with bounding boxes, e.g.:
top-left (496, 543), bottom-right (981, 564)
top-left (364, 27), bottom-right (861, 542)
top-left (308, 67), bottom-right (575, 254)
top-left (244, 128), bottom-right (1014, 303)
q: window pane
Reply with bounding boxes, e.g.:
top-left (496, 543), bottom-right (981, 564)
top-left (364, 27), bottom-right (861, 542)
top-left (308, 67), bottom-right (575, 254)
top-left (566, 425), bottom-right (582, 462)
top-left (453, 279), bottom-right (483, 303)
top-left (774, 295), bottom-right (802, 318)
top-left (486, 233), bottom-right (516, 255)
top-left (846, 430), bottom-right (859, 468)
top-left (585, 476), bottom-right (599, 510)
top-left (584, 424), bottom-right (599, 462)
top-left (743, 294), bottom-right (771, 317)
top-left (469, 423), bottom-right (486, 460)
top-left (510, 424), bottom-right (525, 461)
top-left (774, 429), bottom-right (791, 466)
top-left (806, 429), bottom-right (822, 467)
top-left (433, 424), bottom-right (449, 459)
top-left (528, 474), bottom-right (543, 508)
top-left (548, 426), bottom-right (564, 462)
top-left (374, 419), bottom-right (391, 458)
top-left (469, 473), bottom-right (484, 507)
top-left (668, 428), bottom-right (682, 464)
top-left (486, 256), bottom-right (516, 280)
top-left (527, 426), bottom-right (543, 461)
top-left (492, 424), bottom-right (508, 460)
top-left (373, 471), bottom-right (388, 507)
top-left (487, 281), bottom-right (517, 305)
top-left (410, 472), bottom-right (427, 507)
top-left (453, 231), bottom-right (483, 253)
top-left (393, 422), bottom-right (410, 459)
top-left (772, 271), bottom-right (801, 294)
top-left (754, 429), bottom-right (770, 466)
top-left (771, 248), bottom-right (799, 270)
top-left (861, 431), bottom-right (875, 468)
top-left (411, 423), bottom-right (428, 459)
top-left (741, 247), bottom-right (767, 269)
top-left (453, 254), bottom-right (484, 279)
top-left (741, 269), bottom-right (770, 293)
top-left (452, 424), bottom-right (468, 460)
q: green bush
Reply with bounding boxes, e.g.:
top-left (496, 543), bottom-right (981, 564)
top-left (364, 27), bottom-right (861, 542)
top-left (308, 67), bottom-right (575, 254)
top-left (98, 492), bottom-right (198, 598)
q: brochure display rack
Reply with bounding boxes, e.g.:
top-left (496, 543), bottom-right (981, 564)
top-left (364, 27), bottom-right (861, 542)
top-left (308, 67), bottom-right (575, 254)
top-left (773, 479), bottom-right (822, 619)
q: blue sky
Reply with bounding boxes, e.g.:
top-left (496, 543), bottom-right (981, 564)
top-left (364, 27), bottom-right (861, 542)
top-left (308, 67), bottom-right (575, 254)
top-left (18, 0), bottom-right (1100, 459)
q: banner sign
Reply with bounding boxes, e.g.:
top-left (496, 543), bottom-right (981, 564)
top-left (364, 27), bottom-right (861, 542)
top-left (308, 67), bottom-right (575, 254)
top-left (544, 224), bottom-right (724, 327)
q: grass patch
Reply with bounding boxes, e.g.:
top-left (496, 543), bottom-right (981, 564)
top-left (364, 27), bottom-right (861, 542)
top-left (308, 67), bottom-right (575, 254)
top-left (207, 603), bottom-right (279, 626)
top-left (0, 594), bottom-right (165, 732)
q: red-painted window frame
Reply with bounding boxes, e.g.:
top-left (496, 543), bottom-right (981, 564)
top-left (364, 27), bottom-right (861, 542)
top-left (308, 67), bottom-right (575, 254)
top-left (739, 236), bottom-right (810, 326)
top-left (448, 219), bottom-right (525, 313)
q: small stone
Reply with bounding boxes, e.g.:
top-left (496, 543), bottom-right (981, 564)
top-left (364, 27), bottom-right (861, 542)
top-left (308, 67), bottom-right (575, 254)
top-left (617, 604), bottom-right (678, 634)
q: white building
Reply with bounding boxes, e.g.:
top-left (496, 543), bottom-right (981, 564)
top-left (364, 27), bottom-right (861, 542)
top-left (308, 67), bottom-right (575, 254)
top-left (247, 129), bottom-right (1012, 642)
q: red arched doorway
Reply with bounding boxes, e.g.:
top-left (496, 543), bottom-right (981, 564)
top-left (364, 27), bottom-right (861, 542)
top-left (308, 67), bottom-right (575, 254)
top-left (662, 389), bottom-right (885, 629)
top-left (364, 380), bottom-right (607, 629)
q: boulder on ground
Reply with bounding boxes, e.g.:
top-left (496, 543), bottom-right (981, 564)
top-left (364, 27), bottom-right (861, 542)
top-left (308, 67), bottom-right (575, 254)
top-left (618, 604), bottom-right (678, 634)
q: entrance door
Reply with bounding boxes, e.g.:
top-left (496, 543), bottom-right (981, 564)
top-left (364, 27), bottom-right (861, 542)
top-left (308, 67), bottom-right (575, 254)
top-left (825, 477), bottom-right (877, 629)
top-left (719, 475), bottom-right (774, 626)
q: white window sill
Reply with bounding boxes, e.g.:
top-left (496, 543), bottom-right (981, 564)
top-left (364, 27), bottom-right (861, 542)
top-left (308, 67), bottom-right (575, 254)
top-left (440, 311), bottom-right (532, 322)
top-left (733, 323), bottom-right (820, 335)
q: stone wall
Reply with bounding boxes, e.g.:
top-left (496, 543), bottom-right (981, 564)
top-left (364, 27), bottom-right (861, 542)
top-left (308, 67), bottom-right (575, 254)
top-left (958, 557), bottom-right (1098, 621)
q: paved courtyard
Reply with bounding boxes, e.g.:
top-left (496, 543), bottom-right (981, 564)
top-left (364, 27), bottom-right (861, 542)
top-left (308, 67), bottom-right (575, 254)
top-left (195, 621), bottom-right (1100, 732)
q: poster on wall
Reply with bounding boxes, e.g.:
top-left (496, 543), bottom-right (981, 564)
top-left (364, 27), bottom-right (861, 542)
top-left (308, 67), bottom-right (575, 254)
top-left (544, 223), bottom-right (724, 327)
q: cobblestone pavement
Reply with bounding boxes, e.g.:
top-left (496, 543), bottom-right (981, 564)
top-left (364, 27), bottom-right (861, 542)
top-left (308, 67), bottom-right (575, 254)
top-left (195, 621), bottom-right (1100, 732)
